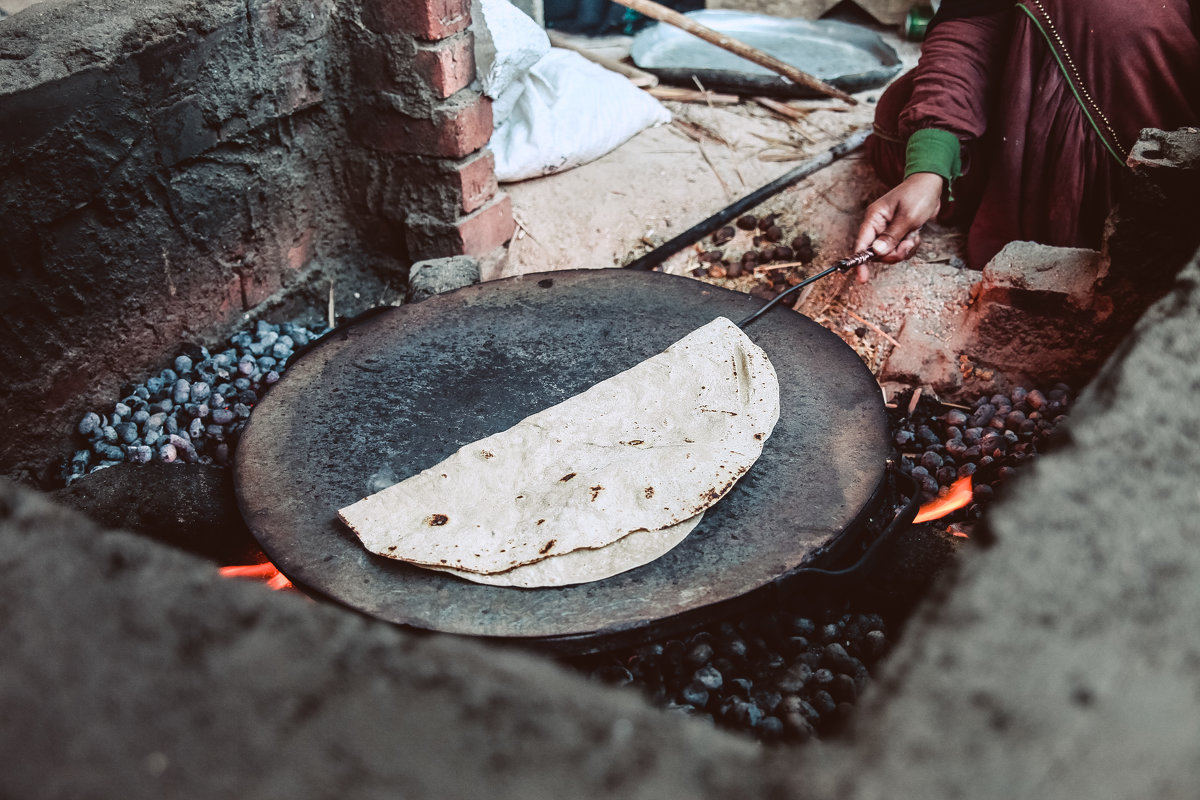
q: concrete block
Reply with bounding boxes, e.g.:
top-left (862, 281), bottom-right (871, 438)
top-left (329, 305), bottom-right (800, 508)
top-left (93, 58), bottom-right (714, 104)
top-left (407, 254), bottom-right (481, 301)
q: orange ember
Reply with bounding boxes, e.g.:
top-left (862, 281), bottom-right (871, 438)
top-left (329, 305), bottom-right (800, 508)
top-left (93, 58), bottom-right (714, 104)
top-left (914, 476), bottom-right (974, 524)
top-left (219, 562), bottom-right (293, 590)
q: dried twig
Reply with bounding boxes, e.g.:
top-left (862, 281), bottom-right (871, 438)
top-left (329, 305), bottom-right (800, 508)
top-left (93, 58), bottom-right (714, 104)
top-left (696, 141), bottom-right (733, 198)
top-left (751, 96), bottom-right (806, 121)
top-left (327, 280), bottom-right (336, 330)
top-left (845, 308), bottom-right (901, 348)
top-left (648, 86), bottom-right (739, 104)
top-left (906, 386), bottom-right (923, 418)
top-left (692, 76), bottom-right (746, 190)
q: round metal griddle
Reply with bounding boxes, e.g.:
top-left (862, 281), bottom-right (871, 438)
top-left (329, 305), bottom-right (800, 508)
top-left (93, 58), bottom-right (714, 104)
top-left (234, 269), bottom-right (889, 652)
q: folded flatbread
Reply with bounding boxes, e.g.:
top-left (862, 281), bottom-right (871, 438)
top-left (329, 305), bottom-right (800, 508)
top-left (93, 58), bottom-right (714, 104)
top-left (338, 317), bottom-right (779, 577)
top-left (425, 513), bottom-right (704, 587)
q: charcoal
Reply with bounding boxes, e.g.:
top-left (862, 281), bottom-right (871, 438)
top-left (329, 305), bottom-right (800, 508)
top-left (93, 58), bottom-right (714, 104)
top-left (790, 233), bottom-right (815, 262)
top-left (712, 226), bottom-right (736, 245)
top-left (919, 451), bottom-right (944, 471)
top-left (776, 663), bottom-right (812, 693)
top-left (969, 403), bottom-right (996, 427)
top-left (831, 673), bottom-right (858, 703)
top-left (680, 681), bottom-right (710, 708)
top-left (751, 688), bottom-right (782, 714)
top-left (943, 408), bottom-right (969, 427)
top-left (693, 664), bottom-right (723, 691)
top-left (811, 690), bottom-right (837, 716)
top-left (686, 642), bottom-right (714, 667)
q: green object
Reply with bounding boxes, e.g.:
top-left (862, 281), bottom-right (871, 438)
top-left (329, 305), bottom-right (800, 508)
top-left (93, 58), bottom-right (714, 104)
top-left (903, 4), bottom-right (935, 40)
top-left (904, 127), bottom-right (962, 199)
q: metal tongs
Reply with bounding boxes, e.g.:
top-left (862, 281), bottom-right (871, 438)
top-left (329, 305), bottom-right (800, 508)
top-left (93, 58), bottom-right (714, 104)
top-left (736, 249), bottom-right (877, 328)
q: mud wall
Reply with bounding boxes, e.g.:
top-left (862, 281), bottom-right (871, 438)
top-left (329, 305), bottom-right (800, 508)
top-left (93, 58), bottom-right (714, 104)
top-left (0, 0), bottom-right (513, 483)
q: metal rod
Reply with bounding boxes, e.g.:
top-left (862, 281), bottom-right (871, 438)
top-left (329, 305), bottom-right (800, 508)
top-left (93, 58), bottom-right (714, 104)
top-left (736, 249), bottom-right (874, 328)
top-left (623, 128), bottom-right (870, 272)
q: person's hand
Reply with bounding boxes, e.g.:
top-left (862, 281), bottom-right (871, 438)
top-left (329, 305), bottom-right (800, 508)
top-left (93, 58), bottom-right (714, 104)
top-left (853, 172), bottom-right (945, 281)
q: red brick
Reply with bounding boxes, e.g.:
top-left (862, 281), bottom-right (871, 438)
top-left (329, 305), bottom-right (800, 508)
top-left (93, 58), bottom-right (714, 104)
top-left (413, 33), bottom-right (476, 99)
top-left (352, 93), bottom-right (492, 158)
top-left (452, 149), bottom-right (498, 214)
top-left (407, 193), bottom-right (514, 259)
top-left (361, 0), bottom-right (470, 40)
top-left (458, 193), bottom-right (514, 254)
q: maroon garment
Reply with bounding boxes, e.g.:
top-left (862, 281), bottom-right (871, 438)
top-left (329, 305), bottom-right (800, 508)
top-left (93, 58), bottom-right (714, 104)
top-left (867, 0), bottom-right (1200, 267)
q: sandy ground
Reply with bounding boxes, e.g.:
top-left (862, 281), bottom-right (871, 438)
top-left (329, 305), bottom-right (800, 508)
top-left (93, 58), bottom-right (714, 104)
top-left (495, 26), bottom-right (980, 399)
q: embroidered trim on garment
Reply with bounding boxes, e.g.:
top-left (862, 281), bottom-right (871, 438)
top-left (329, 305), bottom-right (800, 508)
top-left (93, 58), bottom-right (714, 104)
top-left (1018, 0), bottom-right (1128, 166)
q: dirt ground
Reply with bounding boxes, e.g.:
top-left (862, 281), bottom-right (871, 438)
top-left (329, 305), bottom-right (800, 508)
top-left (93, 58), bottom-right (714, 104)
top-left (494, 26), bottom-right (979, 401)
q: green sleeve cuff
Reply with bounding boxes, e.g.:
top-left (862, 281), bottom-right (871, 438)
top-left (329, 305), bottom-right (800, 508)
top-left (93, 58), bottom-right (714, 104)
top-left (904, 128), bottom-right (963, 183)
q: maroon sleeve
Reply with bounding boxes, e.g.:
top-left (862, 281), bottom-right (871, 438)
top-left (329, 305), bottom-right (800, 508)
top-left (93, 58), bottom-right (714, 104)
top-left (898, 11), bottom-right (1014, 141)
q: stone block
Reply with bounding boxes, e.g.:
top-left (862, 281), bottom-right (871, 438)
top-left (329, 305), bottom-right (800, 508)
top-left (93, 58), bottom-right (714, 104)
top-left (879, 319), bottom-right (962, 395)
top-left (1102, 127), bottom-right (1200, 301)
top-left (407, 254), bottom-right (481, 301)
top-left (952, 241), bottom-right (1109, 389)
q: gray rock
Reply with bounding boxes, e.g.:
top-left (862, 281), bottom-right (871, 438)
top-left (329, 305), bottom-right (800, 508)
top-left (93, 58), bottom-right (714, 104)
top-left (408, 256), bottom-right (481, 302)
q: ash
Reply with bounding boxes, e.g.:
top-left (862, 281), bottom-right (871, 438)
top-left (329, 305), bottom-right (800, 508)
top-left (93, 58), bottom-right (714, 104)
top-left (66, 319), bottom-right (329, 483)
top-left (568, 384), bottom-right (1075, 744)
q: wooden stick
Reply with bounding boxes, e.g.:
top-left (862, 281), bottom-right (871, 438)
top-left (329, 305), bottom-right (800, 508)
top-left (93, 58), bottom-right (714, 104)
top-left (647, 86), bottom-right (740, 104)
top-left (546, 30), bottom-right (659, 88)
top-left (752, 96), bottom-right (807, 121)
top-left (607, 0), bottom-right (856, 104)
top-left (845, 308), bottom-right (901, 348)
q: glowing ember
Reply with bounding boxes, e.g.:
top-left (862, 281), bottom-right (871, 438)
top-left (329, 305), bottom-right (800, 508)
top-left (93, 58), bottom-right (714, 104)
top-left (914, 476), bottom-right (974, 524)
top-left (219, 562), bottom-right (293, 590)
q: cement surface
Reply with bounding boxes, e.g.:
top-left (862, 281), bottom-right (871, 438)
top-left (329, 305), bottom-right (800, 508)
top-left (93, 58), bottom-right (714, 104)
top-left (0, 480), bottom-right (769, 800)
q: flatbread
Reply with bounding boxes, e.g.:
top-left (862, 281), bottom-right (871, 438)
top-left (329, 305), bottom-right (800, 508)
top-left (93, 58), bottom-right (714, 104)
top-left (426, 513), bottom-right (704, 587)
top-left (338, 316), bottom-right (779, 575)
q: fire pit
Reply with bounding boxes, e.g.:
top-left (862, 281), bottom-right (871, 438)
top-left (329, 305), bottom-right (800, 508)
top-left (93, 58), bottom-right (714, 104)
top-left (234, 268), bottom-right (890, 651)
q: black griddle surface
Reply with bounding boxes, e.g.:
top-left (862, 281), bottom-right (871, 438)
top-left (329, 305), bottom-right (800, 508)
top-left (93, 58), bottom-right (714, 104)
top-left (234, 269), bottom-right (888, 651)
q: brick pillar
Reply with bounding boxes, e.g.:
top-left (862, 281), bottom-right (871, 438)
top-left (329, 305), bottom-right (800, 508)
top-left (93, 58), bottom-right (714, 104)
top-left (349, 0), bottom-right (514, 259)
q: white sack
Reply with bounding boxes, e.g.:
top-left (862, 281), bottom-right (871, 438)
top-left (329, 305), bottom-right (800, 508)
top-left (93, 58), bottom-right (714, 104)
top-left (473, 0), bottom-right (550, 126)
top-left (490, 48), bottom-right (671, 183)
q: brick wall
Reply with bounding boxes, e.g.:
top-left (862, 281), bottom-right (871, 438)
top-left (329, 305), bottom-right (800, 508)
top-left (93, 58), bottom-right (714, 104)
top-left (346, 0), bottom-right (514, 260)
top-left (0, 0), bottom-right (512, 483)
